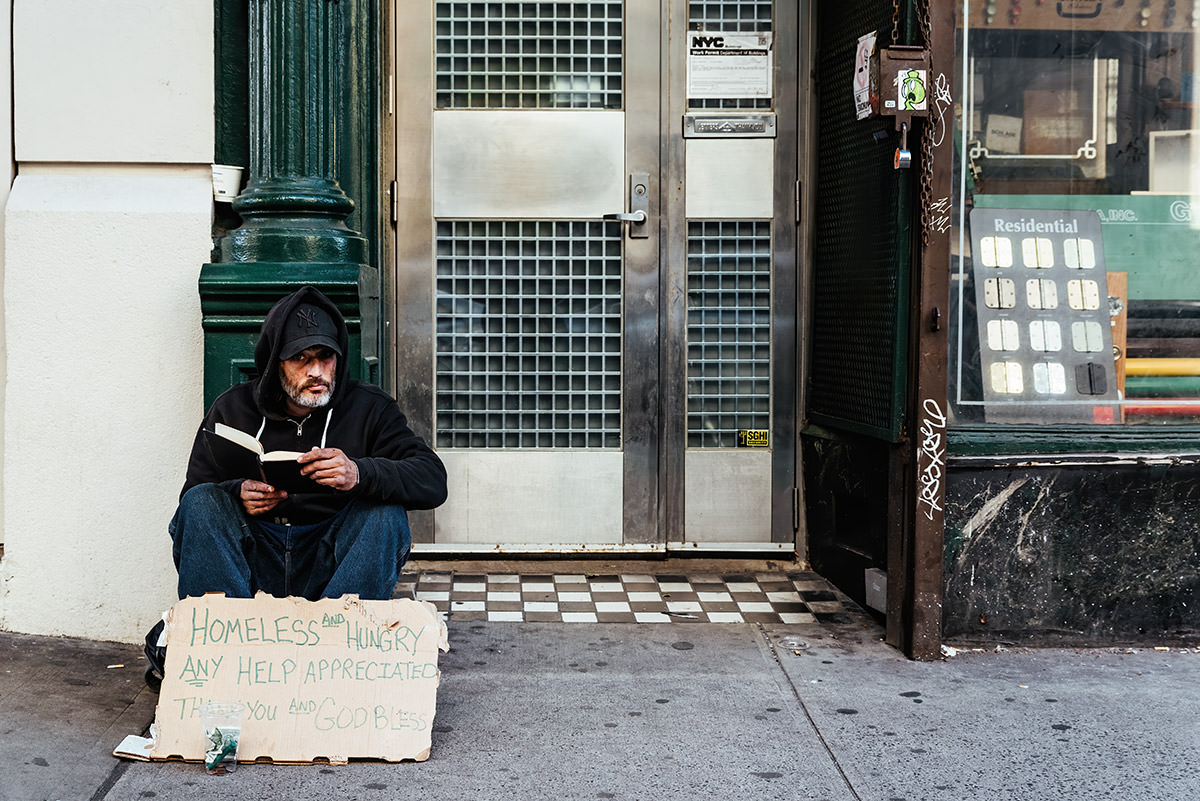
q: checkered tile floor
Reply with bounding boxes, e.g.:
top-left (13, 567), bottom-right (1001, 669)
top-left (395, 570), bottom-right (862, 624)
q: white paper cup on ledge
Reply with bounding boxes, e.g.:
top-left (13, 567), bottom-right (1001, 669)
top-left (201, 701), bottom-right (245, 774)
top-left (211, 164), bottom-right (244, 201)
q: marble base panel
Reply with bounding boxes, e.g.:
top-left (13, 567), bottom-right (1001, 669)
top-left (944, 459), bottom-right (1200, 645)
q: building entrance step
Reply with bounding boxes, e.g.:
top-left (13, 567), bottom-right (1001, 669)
top-left (396, 564), bottom-right (868, 625)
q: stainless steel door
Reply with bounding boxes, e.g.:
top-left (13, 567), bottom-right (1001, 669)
top-left (666, 0), bottom-right (798, 549)
top-left (394, 1), bottom-right (798, 552)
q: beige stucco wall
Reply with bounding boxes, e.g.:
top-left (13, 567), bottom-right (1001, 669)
top-left (0, 0), bottom-right (13, 548)
top-left (0, 1), bottom-right (214, 642)
top-left (12, 1), bottom-right (213, 163)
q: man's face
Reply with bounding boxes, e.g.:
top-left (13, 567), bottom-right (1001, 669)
top-left (279, 346), bottom-right (337, 411)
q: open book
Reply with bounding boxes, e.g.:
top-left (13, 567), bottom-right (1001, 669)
top-left (203, 422), bottom-right (334, 494)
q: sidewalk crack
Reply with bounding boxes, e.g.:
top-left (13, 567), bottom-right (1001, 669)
top-left (755, 623), bottom-right (864, 801)
top-left (89, 719), bottom-right (150, 800)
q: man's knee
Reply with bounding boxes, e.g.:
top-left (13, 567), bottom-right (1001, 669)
top-left (173, 484), bottom-right (243, 533)
top-left (373, 504), bottom-right (411, 534)
top-left (369, 505), bottom-right (412, 573)
top-left (330, 503), bottom-right (411, 556)
top-left (177, 483), bottom-right (237, 516)
top-left (374, 504), bottom-right (412, 555)
top-left (340, 501), bottom-right (409, 532)
top-left (170, 484), bottom-right (246, 563)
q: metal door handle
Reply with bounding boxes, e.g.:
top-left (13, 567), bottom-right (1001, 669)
top-left (606, 172), bottom-right (650, 238)
top-left (602, 211), bottom-right (647, 223)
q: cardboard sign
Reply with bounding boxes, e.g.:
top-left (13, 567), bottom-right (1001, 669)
top-left (150, 594), bottom-right (449, 764)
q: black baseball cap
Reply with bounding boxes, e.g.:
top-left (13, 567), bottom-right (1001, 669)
top-left (279, 303), bottom-right (343, 360)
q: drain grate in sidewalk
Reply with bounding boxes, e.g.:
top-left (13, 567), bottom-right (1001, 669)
top-left (396, 571), bottom-right (863, 624)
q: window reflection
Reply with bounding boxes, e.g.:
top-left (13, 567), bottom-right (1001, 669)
top-left (951, 8), bottom-right (1200, 425)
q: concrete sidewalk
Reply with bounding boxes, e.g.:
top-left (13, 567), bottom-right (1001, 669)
top-left (2, 607), bottom-right (1199, 800)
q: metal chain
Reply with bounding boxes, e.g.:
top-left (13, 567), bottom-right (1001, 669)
top-left (891, 0), bottom-right (902, 45)
top-left (917, 0), bottom-right (935, 247)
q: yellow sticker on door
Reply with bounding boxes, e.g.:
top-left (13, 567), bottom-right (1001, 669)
top-left (737, 430), bottom-right (769, 447)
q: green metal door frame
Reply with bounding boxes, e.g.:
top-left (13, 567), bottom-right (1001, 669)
top-left (206, 0), bottom-right (389, 405)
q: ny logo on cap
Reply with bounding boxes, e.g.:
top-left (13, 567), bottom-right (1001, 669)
top-left (296, 307), bottom-right (320, 330)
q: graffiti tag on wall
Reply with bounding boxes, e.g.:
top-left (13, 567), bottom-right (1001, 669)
top-left (918, 398), bottom-right (947, 521)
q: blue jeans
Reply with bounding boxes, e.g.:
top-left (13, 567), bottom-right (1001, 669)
top-left (169, 484), bottom-right (412, 601)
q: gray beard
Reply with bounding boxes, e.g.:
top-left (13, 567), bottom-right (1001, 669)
top-left (281, 376), bottom-right (335, 409)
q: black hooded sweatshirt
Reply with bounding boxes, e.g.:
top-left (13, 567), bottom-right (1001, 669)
top-left (182, 286), bottom-right (447, 524)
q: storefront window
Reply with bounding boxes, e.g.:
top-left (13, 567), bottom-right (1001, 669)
top-left (951, 4), bottom-right (1200, 425)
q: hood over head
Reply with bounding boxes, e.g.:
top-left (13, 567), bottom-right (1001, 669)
top-left (253, 286), bottom-right (350, 417)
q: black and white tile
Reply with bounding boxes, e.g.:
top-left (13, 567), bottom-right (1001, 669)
top-left (395, 571), bottom-right (863, 624)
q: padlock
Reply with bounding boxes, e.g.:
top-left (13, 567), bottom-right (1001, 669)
top-left (894, 121), bottom-right (912, 169)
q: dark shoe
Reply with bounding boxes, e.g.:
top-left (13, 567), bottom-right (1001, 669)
top-left (143, 620), bottom-right (166, 693)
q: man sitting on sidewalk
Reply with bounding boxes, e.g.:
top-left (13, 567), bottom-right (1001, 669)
top-left (145, 285), bottom-right (446, 689)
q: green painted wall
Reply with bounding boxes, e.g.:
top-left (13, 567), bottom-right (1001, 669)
top-left (205, 0), bottom-right (385, 407)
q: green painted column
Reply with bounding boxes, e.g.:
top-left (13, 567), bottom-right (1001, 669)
top-left (202, 0), bottom-right (379, 409)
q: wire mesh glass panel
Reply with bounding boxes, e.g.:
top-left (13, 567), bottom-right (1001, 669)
top-left (688, 0), bottom-right (773, 110)
top-left (435, 2), bottom-right (623, 109)
top-left (436, 220), bottom-right (623, 448)
top-left (687, 221), bottom-right (772, 448)
top-left (689, 0), bottom-right (772, 32)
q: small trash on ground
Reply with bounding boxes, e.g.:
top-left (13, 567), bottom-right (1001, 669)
top-left (940, 644), bottom-right (957, 658)
top-left (778, 636), bottom-right (808, 651)
top-left (112, 734), bottom-right (155, 761)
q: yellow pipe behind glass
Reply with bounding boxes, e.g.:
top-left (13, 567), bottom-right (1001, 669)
top-left (1125, 358), bottom-right (1200, 377)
